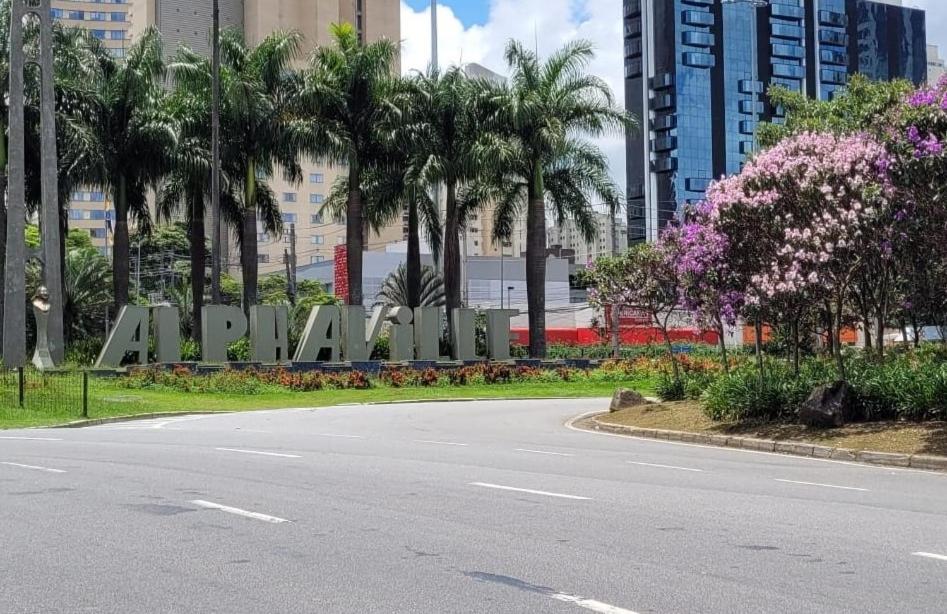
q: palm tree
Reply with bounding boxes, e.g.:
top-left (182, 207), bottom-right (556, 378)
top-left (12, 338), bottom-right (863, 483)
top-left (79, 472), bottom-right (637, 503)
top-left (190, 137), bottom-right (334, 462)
top-left (163, 47), bottom-right (224, 340)
top-left (401, 67), bottom-right (491, 327)
top-left (302, 22), bottom-right (399, 307)
top-left (84, 27), bottom-right (175, 312)
top-left (217, 28), bottom-right (306, 314)
top-left (376, 264), bottom-right (445, 308)
top-left (396, 67), bottom-right (492, 330)
top-left (323, 158), bottom-right (442, 309)
top-left (483, 41), bottom-right (637, 358)
top-left (63, 246), bottom-right (112, 343)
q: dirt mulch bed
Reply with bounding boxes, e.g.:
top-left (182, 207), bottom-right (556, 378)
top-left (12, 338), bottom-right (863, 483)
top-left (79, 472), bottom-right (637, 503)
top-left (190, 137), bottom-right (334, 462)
top-left (600, 401), bottom-right (947, 457)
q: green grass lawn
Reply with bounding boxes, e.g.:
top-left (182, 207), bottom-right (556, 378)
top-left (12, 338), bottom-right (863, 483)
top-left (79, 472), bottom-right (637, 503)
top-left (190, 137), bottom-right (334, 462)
top-left (0, 378), bottom-right (654, 430)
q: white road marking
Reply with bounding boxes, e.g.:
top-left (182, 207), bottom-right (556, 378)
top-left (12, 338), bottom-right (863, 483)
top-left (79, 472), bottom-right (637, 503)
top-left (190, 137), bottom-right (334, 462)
top-left (774, 479), bottom-right (868, 492)
top-left (549, 591), bottom-right (639, 614)
top-left (0, 436), bottom-right (62, 441)
top-left (516, 448), bottom-right (575, 457)
top-left (96, 416), bottom-right (211, 431)
top-left (470, 482), bottom-right (591, 501)
top-left (215, 448), bottom-right (301, 458)
top-left (190, 500), bottom-right (290, 524)
top-left (415, 440), bottom-right (469, 447)
top-left (1, 462), bottom-right (66, 474)
top-left (628, 461), bottom-right (703, 473)
top-left (913, 552), bottom-right (947, 562)
top-left (314, 433), bottom-right (365, 439)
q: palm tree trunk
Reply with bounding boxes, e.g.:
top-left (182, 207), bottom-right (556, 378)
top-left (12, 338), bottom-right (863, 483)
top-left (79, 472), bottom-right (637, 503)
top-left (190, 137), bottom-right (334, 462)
top-left (406, 200), bottom-right (421, 309)
top-left (241, 161), bottom-right (258, 315)
top-left (112, 174), bottom-right (130, 314)
top-left (444, 181), bottom-right (461, 333)
top-left (0, 169), bottom-right (6, 351)
top-left (190, 191), bottom-right (206, 341)
top-left (346, 162), bottom-right (364, 306)
top-left (525, 161), bottom-right (547, 359)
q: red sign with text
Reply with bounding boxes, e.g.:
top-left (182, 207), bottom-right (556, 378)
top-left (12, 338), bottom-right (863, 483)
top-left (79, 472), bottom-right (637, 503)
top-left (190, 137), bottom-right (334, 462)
top-left (334, 244), bottom-right (348, 303)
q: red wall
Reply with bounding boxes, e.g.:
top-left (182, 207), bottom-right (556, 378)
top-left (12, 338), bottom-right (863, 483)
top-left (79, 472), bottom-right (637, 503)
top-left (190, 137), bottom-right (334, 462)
top-left (510, 327), bottom-right (719, 346)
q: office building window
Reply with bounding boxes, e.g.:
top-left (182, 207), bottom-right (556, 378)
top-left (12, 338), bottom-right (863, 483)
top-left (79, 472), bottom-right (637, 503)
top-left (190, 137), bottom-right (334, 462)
top-left (309, 173), bottom-right (324, 184)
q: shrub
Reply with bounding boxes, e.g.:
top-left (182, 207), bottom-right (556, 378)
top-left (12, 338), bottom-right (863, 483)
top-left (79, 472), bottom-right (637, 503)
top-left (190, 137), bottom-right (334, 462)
top-left (656, 372), bottom-right (685, 401)
top-left (227, 337), bottom-right (251, 362)
top-left (180, 339), bottom-right (200, 362)
top-left (701, 361), bottom-right (823, 422)
top-left (65, 336), bottom-right (104, 366)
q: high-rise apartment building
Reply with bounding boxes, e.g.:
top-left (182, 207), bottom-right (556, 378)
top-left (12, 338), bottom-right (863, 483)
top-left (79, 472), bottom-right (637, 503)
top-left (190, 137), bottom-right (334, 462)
top-left (624, 0), bottom-right (928, 243)
top-left (54, 0), bottom-right (402, 271)
top-left (928, 44), bottom-right (945, 84)
top-left (547, 212), bottom-right (629, 264)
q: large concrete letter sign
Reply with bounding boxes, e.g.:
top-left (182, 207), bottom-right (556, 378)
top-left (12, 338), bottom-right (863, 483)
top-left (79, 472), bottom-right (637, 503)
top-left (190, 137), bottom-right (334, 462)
top-left (201, 305), bottom-right (247, 363)
top-left (152, 306), bottom-right (181, 363)
top-left (294, 305), bottom-right (340, 362)
top-left (250, 305), bottom-right (290, 364)
top-left (95, 306), bottom-right (150, 368)
top-left (485, 310), bottom-right (518, 361)
top-left (414, 307), bottom-right (442, 361)
top-left (451, 308), bottom-right (479, 361)
top-left (341, 306), bottom-right (388, 361)
top-left (387, 307), bottom-right (414, 362)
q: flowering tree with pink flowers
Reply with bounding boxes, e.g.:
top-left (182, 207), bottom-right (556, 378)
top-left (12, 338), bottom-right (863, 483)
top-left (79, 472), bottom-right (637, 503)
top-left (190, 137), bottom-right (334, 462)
top-left (681, 132), bottom-right (894, 377)
top-left (659, 213), bottom-right (741, 373)
top-left (883, 76), bottom-right (947, 343)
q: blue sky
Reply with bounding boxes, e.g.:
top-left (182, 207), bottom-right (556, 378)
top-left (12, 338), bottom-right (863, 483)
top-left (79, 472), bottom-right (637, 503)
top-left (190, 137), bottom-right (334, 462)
top-left (405, 0), bottom-right (489, 26)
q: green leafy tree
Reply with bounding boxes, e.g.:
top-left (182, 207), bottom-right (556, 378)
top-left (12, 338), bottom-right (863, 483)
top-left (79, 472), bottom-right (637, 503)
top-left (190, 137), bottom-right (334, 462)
top-left (302, 22), bottom-right (399, 307)
top-left (758, 74), bottom-right (913, 147)
top-left (586, 245), bottom-right (682, 381)
top-left (483, 40), bottom-right (636, 357)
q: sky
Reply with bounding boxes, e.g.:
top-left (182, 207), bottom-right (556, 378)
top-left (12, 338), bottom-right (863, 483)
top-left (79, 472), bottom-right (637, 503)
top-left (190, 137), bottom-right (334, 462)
top-left (400, 1), bottom-right (947, 194)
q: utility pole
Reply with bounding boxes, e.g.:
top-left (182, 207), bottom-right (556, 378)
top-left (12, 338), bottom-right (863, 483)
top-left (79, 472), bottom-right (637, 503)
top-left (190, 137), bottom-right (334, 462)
top-left (210, 0), bottom-right (223, 303)
top-left (135, 241), bottom-right (141, 301)
top-left (609, 209), bottom-right (621, 358)
top-left (431, 0), bottom-right (438, 68)
top-left (289, 223), bottom-right (298, 300)
top-left (284, 250), bottom-right (295, 306)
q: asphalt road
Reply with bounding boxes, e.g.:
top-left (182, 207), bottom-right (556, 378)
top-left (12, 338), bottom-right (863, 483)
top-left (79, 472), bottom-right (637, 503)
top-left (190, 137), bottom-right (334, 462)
top-left (2, 398), bottom-right (947, 614)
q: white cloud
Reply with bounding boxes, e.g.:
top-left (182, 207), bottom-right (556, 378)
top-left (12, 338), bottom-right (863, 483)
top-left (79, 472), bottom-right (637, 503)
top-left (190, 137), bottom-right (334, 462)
top-left (399, 1), bottom-right (628, 196)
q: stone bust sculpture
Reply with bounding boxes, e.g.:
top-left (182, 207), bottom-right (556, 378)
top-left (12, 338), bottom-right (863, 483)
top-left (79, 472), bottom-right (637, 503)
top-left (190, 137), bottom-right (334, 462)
top-left (32, 286), bottom-right (56, 370)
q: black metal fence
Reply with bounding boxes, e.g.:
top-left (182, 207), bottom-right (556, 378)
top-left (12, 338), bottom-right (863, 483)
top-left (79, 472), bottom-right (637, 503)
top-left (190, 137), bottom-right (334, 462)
top-left (0, 368), bottom-right (89, 418)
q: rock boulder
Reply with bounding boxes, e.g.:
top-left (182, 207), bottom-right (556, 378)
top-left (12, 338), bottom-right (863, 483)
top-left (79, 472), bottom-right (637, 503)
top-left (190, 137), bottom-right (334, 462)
top-left (610, 388), bottom-right (648, 413)
top-left (798, 381), bottom-right (858, 428)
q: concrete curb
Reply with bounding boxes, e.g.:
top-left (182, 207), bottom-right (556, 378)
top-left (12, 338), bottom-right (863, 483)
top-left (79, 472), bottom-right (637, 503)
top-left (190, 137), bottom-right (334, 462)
top-left (584, 415), bottom-right (947, 472)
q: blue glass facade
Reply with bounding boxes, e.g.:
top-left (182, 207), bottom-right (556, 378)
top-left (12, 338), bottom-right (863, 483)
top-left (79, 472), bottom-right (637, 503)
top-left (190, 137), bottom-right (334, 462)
top-left (625, 0), bottom-right (928, 243)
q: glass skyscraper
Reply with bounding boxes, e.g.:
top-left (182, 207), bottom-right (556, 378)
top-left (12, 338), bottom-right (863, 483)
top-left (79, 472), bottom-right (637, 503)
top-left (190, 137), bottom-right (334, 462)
top-left (625, 0), bottom-right (928, 243)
